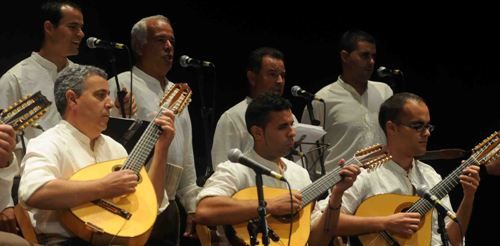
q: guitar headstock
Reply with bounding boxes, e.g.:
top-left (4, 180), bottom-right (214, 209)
top-left (471, 131), bottom-right (499, 165)
top-left (353, 144), bottom-right (392, 170)
top-left (0, 91), bottom-right (51, 132)
top-left (159, 83), bottom-right (192, 115)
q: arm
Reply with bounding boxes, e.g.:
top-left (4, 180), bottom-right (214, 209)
top-left (0, 124), bottom-right (18, 233)
top-left (309, 164), bottom-right (360, 246)
top-left (446, 165), bottom-right (480, 245)
top-left (211, 113), bottom-right (244, 168)
top-left (174, 110), bottom-right (202, 237)
top-left (147, 109), bottom-right (175, 206)
top-left (196, 192), bottom-right (303, 226)
top-left (336, 212), bottom-right (421, 238)
top-left (0, 124), bottom-right (16, 168)
top-left (25, 170), bottom-right (139, 209)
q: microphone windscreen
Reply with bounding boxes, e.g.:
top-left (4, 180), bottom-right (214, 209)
top-left (227, 148), bottom-right (242, 162)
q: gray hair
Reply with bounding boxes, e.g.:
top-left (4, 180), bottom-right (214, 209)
top-left (130, 15), bottom-right (171, 56)
top-left (54, 64), bottom-right (107, 116)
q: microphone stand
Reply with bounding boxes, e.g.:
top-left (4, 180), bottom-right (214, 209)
top-left (305, 101), bottom-right (326, 179)
top-left (195, 67), bottom-right (216, 186)
top-left (250, 172), bottom-right (270, 246)
top-left (107, 50), bottom-right (127, 118)
top-left (437, 208), bottom-right (450, 246)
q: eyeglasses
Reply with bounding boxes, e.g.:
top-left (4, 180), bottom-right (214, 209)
top-left (398, 122), bottom-right (435, 133)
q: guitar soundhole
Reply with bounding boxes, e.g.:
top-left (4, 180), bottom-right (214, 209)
top-left (112, 165), bottom-right (142, 183)
top-left (395, 202), bottom-right (413, 213)
top-left (273, 211), bottom-right (300, 223)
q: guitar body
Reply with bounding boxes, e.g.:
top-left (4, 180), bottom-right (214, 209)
top-left (356, 194), bottom-right (433, 246)
top-left (232, 187), bottom-right (312, 246)
top-left (60, 158), bottom-right (158, 246)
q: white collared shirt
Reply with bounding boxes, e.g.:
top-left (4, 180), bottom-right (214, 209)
top-left (212, 97), bottom-right (299, 169)
top-left (109, 66), bottom-right (200, 213)
top-left (197, 149), bottom-right (322, 244)
top-left (0, 52), bottom-right (74, 141)
top-left (18, 120), bottom-right (129, 240)
top-left (340, 159), bottom-right (454, 245)
top-left (302, 77), bottom-right (393, 172)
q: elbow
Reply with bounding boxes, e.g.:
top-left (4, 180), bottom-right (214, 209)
top-left (195, 200), bottom-right (213, 225)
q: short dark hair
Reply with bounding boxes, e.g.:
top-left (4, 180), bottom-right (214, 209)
top-left (246, 47), bottom-right (284, 73)
top-left (378, 92), bottom-right (425, 134)
top-left (339, 29), bottom-right (376, 53)
top-left (39, 1), bottom-right (82, 46)
top-left (245, 93), bottom-right (292, 133)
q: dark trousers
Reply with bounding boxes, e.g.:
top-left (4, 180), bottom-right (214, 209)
top-left (147, 200), bottom-right (180, 246)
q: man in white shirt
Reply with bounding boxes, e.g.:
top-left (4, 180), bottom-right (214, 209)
top-left (197, 94), bottom-right (360, 245)
top-left (0, 1), bottom-right (85, 150)
top-left (336, 92), bottom-right (479, 246)
top-left (18, 65), bottom-right (175, 244)
top-left (302, 30), bottom-right (393, 174)
top-left (108, 15), bottom-right (200, 245)
top-left (212, 47), bottom-right (291, 168)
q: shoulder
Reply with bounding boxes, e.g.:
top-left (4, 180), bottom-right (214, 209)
top-left (368, 80), bottom-right (393, 93)
top-left (220, 99), bottom-right (248, 120)
top-left (415, 159), bottom-right (439, 175)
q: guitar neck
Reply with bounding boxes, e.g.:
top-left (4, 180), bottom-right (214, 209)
top-left (300, 156), bottom-right (359, 206)
top-left (121, 110), bottom-right (165, 174)
top-left (407, 157), bottom-right (475, 216)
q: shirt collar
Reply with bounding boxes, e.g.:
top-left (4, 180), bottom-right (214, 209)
top-left (337, 76), bottom-right (362, 99)
top-left (32, 52), bottom-right (71, 74)
top-left (59, 120), bottom-right (103, 147)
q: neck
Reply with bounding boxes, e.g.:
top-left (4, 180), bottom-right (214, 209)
top-left (38, 46), bottom-right (68, 72)
top-left (65, 117), bottom-right (100, 150)
top-left (136, 62), bottom-right (168, 90)
top-left (387, 145), bottom-right (414, 171)
top-left (340, 73), bottom-right (368, 95)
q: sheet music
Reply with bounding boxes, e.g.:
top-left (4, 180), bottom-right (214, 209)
top-left (293, 123), bottom-right (326, 153)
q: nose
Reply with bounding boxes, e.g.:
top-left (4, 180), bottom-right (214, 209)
top-left (105, 96), bottom-right (114, 109)
top-left (289, 126), bottom-right (296, 138)
top-left (164, 40), bottom-right (174, 50)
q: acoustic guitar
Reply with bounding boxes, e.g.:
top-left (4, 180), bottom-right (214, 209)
top-left (197, 144), bottom-right (391, 246)
top-left (356, 131), bottom-right (499, 246)
top-left (60, 83), bottom-right (191, 246)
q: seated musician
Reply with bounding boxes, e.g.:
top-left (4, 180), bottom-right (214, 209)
top-left (336, 92), bottom-right (480, 245)
top-left (196, 93), bottom-right (360, 246)
top-left (17, 65), bottom-right (175, 244)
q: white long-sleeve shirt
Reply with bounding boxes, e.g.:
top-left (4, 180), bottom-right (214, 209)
top-left (302, 77), bottom-right (393, 172)
top-left (109, 66), bottom-right (200, 213)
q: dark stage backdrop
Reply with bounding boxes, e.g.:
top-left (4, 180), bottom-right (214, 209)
top-left (1, 1), bottom-right (498, 244)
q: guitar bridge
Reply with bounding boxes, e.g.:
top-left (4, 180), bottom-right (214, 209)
top-left (92, 199), bottom-right (132, 220)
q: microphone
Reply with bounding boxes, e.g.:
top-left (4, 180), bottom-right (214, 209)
top-left (416, 186), bottom-right (458, 223)
top-left (228, 148), bottom-right (286, 181)
top-left (376, 66), bottom-right (402, 78)
top-left (179, 55), bottom-right (214, 68)
top-left (291, 85), bottom-right (323, 102)
top-left (86, 37), bottom-right (125, 50)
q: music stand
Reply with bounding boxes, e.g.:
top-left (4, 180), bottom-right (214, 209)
top-left (103, 116), bottom-right (150, 154)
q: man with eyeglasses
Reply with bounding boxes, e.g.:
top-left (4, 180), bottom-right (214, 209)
top-left (334, 92), bottom-right (480, 246)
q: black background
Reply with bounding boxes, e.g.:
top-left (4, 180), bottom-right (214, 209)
top-left (1, 1), bottom-right (498, 244)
